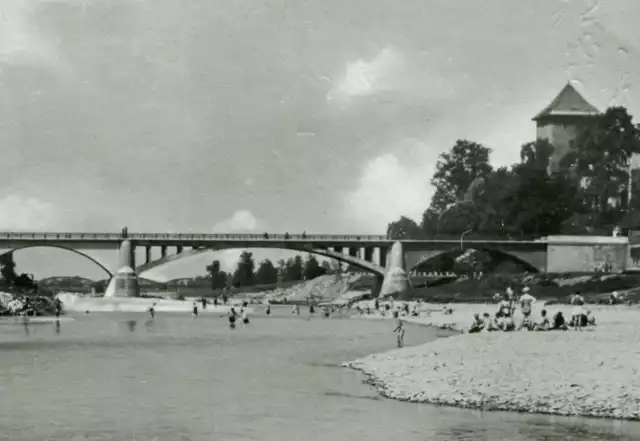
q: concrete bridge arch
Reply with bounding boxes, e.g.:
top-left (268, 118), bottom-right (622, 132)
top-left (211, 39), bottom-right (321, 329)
top-left (0, 244), bottom-right (114, 278)
top-left (407, 247), bottom-right (547, 273)
top-left (136, 244), bottom-right (385, 277)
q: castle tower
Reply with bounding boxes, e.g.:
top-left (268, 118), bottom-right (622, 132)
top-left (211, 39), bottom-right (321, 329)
top-left (533, 83), bottom-right (601, 172)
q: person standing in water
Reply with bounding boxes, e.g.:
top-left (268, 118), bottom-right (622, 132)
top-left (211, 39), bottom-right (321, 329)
top-left (201, 296), bottom-right (207, 310)
top-left (54, 298), bottom-right (63, 319)
top-left (192, 302), bottom-right (198, 316)
top-left (266, 304), bottom-right (271, 316)
top-left (393, 320), bottom-right (405, 348)
top-left (148, 302), bottom-right (156, 318)
top-left (241, 308), bottom-right (250, 327)
top-left (228, 308), bottom-right (237, 329)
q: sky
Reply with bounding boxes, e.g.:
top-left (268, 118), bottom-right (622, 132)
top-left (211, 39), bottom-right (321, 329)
top-left (1, 0), bottom-right (640, 280)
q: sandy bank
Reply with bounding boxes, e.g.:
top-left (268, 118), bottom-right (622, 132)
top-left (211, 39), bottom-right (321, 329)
top-left (345, 303), bottom-right (640, 420)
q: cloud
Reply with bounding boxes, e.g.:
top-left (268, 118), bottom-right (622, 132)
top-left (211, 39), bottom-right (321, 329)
top-left (343, 152), bottom-right (433, 233)
top-left (211, 209), bottom-right (260, 233)
top-left (209, 210), bottom-right (263, 272)
top-left (326, 47), bottom-right (404, 105)
top-left (0, 194), bottom-right (58, 230)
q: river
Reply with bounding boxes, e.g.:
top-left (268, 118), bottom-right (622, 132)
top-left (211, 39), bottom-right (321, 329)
top-left (0, 306), bottom-right (639, 441)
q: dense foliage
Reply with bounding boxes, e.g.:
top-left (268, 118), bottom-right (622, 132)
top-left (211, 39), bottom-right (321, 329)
top-left (205, 253), bottom-right (335, 289)
top-left (387, 107), bottom-right (640, 240)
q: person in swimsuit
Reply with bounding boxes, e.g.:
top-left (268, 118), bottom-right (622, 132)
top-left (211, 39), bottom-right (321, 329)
top-left (54, 298), bottom-right (63, 318)
top-left (393, 320), bottom-right (405, 348)
top-left (534, 309), bottom-right (550, 331)
top-left (241, 309), bottom-right (250, 327)
top-left (518, 287), bottom-right (536, 319)
top-left (228, 309), bottom-right (237, 329)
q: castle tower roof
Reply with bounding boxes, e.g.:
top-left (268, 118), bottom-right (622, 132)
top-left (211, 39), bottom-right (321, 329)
top-left (532, 83), bottom-right (601, 121)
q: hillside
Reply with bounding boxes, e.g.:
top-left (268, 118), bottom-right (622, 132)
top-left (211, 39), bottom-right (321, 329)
top-left (254, 273), bottom-right (373, 304)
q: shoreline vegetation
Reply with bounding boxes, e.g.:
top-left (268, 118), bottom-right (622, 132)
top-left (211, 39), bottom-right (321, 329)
top-left (344, 301), bottom-right (640, 421)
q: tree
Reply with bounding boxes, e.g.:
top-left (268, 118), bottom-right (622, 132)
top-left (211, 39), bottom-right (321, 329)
top-left (435, 201), bottom-right (481, 235)
top-left (232, 251), bottom-right (255, 287)
top-left (206, 259), bottom-right (228, 289)
top-left (420, 208), bottom-right (439, 236)
top-left (428, 140), bottom-right (493, 214)
top-left (254, 259), bottom-right (278, 285)
top-left (285, 255), bottom-right (304, 281)
top-left (561, 107), bottom-right (640, 230)
top-left (386, 216), bottom-right (424, 239)
top-left (303, 255), bottom-right (325, 280)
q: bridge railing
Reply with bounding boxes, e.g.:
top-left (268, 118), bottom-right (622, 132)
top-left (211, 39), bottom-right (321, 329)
top-left (0, 232), bottom-right (389, 241)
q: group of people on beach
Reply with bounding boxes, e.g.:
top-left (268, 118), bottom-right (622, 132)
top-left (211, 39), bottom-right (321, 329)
top-left (468, 286), bottom-right (597, 333)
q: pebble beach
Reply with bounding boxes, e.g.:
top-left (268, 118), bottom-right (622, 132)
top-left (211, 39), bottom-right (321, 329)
top-left (345, 302), bottom-right (640, 420)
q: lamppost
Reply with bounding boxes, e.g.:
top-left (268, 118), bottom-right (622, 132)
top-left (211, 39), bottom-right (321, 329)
top-left (460, 229), bottom-right (473, 251)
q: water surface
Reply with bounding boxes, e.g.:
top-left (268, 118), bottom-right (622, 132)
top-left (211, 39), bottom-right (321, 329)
top-left (1, 306), bottom-right (639, 441)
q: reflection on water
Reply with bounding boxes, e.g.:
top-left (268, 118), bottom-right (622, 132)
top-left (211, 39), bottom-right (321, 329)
top-left (0, 307), bottom-right (639, 441)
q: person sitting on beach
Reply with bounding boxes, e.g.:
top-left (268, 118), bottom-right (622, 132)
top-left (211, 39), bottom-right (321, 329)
top-left (551, 311), bottom-right (568, 330)
top-left (411, 306), bottom-right (419, 317)
top-left (468, 313), bottom-right (484, 333)
top-left (482, 312), bottom-right (499, 331)
top-left (393, 320), bottom-right (405, 348)
top-left (534, 309), bottom-right (550, 331)
top-left (518, 314), bottom-right (534, 331)
top-left (586, 308), bottom-right (596, 325)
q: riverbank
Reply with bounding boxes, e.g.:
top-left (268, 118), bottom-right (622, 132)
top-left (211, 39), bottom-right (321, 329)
top-left (345, 303), bottom-right (640, 420)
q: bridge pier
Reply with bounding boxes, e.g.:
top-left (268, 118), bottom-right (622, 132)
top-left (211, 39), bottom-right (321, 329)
top-left (145, 246), bottom-right (151, 264)
top-left (176, 245), bottom-right (183, 254)
top-left (379, 246), bottom-right (389, 268)
top-left (379, 241), bottom-right (410, 300)
top-left (107, 240), bottom-right (140, 298)
top-left (348, 247), bottom-right (357, 258)
top-left (161, 245), bottom-right (167, 259)
top-left (364, 247), bottom-right (374, 263)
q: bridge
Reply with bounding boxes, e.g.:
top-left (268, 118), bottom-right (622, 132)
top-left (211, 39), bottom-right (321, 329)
top-left (0, 231), bottom-right (629, 298)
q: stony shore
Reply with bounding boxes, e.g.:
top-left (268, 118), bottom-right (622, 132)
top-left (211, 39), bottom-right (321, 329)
top-left (345, 302), bottom-right (640, 420)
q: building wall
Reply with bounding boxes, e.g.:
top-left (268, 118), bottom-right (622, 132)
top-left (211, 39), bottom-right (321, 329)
top-left (547, 243), bottom-right (627, 273)
top-left (536, 116), bottom-right (598, 172)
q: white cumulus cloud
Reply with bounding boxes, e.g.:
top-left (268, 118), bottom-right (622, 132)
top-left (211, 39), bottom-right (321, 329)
top-left (343, 153), bottom-right (433, 233)
top-left (327, 47), bottom-right (404, 105)
top-left (210, 210), bottom-right (263, 272)
top-left (211, 209), bottom-right (260, 233)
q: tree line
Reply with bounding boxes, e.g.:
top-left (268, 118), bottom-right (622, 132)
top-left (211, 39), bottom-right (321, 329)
top-left (387, 106), bottom-right (640, 240)
top-left (205, 252), bottom-right (341, 289)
